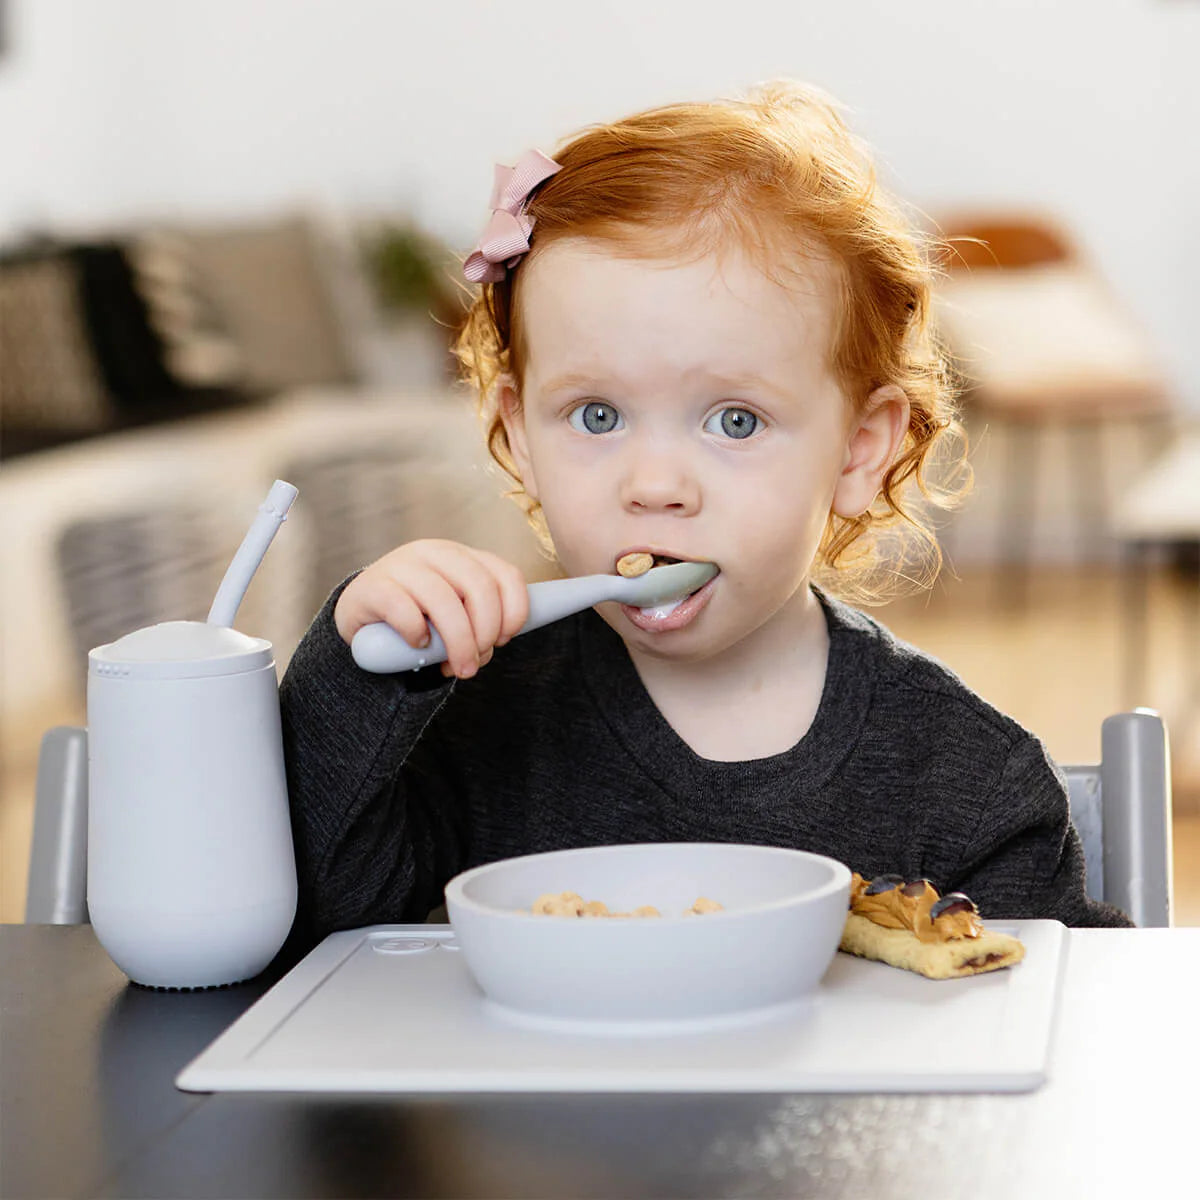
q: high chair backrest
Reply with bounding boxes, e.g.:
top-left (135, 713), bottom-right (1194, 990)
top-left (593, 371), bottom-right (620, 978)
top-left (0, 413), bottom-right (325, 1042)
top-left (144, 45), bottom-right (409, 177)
top-left (1062, 710), bottom-right (1173, 927)
top-left (25, 726), bottom-right (89, 925)
top-left (25, 712), bottom-right (1174, 927)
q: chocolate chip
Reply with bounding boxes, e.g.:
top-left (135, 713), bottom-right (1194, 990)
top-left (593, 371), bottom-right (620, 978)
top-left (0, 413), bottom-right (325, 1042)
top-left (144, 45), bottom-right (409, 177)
top-left (931, 892), bottom-right (979, 921)
top-left (864, 874), bottom-right (906, 895)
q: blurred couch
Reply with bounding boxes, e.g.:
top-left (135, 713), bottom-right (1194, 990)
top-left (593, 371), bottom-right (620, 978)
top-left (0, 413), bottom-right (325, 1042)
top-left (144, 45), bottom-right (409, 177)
top-left (0, 211), bottom-right (554, 761)
top-left (0, 210), bottom-right (460, 456)
top-left (0, 386), bottom-right (553, 741)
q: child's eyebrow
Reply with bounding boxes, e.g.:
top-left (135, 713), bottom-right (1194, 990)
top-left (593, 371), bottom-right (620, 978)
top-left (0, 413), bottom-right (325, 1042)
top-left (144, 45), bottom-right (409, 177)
top-left (538, 372), bottom-right (607, 396)
top-left (697, 371), bottom-right (792, 403)
top-left (537, 369), bottom-right (791, 401)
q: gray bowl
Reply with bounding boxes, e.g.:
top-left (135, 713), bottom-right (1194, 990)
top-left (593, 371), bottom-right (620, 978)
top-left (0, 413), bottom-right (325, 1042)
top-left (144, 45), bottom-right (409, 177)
top-left (444, 843), bottom-right (851, 1031)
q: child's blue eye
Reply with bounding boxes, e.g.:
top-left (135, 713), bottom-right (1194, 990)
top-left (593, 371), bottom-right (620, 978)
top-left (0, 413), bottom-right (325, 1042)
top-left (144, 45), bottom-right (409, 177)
top-left (704, 407), bottom-right (760, 440)
top-left (569, 401), bottom-right (624, 434)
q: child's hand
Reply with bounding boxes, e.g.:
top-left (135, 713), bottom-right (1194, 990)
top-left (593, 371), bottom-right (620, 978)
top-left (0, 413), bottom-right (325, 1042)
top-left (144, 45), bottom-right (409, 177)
top-left (334, 540), bottom-right (530, 678)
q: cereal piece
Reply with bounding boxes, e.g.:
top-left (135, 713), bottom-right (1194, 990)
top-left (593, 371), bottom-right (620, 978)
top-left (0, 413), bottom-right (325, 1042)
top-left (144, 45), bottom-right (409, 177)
top-left (532, 891), bottom-right (585, 916)
top-left (616, 552), bottom-right (654, 577)
top-left (530, 891), bottom-right (723, 919)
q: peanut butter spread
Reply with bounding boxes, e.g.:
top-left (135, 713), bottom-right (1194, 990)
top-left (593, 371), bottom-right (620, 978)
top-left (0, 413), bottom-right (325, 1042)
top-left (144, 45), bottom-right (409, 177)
top-left (849, 872), bottom-right (985, 944)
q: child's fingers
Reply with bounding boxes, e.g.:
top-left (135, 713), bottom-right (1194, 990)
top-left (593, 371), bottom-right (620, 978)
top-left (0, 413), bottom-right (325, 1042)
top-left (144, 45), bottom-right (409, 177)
top-left (332, 540), bottom-right (526, 678)
top-left (334, 575), bottom-right (425, 646)
top-left (404, 543), bottom-right (510, 667)
top-left (364, 579), bottom-right (434, 652)
top-left (399, 569), bottom-right (486, 677)
top-left (439, 551), bottom-right (509, 661)
top-left (415, 543), bottom-right (531, 662)
top-left (441, 645), bottom-right (493, 679)
top-left (471, 549), bottom-right (531, 644)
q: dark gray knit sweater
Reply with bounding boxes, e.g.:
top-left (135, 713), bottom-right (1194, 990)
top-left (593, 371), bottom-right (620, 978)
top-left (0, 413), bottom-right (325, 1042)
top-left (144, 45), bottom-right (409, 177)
top-left (278, 584), bottom-right (1131, 952)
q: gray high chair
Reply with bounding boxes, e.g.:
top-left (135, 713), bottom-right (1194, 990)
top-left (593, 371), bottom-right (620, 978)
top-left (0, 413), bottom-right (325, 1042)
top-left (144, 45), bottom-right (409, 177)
top-left (1061, 709), bottom-right (1173, 927)
top-left (25, 711), bottom-right (1174, 928)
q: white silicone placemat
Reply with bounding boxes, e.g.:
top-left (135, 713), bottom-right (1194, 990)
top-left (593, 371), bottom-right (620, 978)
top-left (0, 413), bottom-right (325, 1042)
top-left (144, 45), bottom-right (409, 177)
top-left (177, 920), bottom-right (1066, 1094)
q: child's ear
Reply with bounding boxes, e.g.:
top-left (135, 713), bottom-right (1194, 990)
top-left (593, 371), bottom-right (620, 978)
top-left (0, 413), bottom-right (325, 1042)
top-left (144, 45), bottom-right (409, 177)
top-left (831, 384), bottom-right (910, 518)
top-left (497, 375), bottom-right (539, 502)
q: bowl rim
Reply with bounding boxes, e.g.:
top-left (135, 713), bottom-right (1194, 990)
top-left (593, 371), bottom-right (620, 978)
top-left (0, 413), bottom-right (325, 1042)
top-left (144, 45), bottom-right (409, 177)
top-left (443, 841), bottom-right (852, 924)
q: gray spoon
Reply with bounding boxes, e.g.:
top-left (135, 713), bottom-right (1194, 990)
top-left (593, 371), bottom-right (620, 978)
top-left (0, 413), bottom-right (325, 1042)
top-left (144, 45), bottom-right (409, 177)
top-left (351, 560), bottom-right (719, 673)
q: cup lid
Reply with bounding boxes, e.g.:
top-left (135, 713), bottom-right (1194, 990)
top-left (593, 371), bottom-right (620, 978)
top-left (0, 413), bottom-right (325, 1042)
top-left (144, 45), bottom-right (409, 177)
top-left (89, 621), bottom-right (274, 680)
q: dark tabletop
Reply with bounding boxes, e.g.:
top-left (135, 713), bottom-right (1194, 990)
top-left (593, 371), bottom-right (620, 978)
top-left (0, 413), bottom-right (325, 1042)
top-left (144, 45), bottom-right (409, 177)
top-left (4, 923), bottom-right (1198, 1199)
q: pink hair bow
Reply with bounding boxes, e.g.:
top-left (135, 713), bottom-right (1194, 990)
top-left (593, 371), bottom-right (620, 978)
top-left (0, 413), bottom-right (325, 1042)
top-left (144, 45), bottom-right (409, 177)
top-left (463, 149), bottom-right (562, 283)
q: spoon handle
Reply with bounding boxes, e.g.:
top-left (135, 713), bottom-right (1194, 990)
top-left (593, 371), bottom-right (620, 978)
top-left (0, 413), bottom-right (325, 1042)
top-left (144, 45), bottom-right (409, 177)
top-left (350, 574), bottom-right (620, 674)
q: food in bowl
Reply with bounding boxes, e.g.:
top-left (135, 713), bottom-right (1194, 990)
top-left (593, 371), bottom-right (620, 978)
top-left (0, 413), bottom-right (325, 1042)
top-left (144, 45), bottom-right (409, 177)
top-left (443, 843), bottom-right (851, 1026)
top-left (530, 891), bottom-right (725, 918)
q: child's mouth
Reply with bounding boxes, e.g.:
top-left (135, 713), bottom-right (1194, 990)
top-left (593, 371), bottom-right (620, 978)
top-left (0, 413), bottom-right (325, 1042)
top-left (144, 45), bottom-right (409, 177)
top-left (617, 553), bottom-right (718, 634)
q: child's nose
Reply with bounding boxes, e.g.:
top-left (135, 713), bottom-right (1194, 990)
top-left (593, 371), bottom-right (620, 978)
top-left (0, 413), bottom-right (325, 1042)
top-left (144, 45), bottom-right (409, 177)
top-left (618, 447), bottom-right (701, 514)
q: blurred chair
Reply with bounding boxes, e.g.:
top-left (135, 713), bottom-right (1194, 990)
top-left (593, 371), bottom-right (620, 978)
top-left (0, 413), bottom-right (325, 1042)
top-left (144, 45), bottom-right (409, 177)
top-left (25, 726), bottom-right (89, 925)
top-left (52, 491), bottom-right (310, 698)
top-left (279, 433), bottom-right (554, 617)
top-left (55, 501), bottom-right (227, 680)
top-left (1110, 429), bottom-right (1200, 710)
top-left (932, 212), bottom-right (1173, 603)
top-left (280, 443), bottom-right (478, 619)
top-left (1063, 708), bottom-right (1172, 927)
top-left (27, 711), bottom-right (1173, 927)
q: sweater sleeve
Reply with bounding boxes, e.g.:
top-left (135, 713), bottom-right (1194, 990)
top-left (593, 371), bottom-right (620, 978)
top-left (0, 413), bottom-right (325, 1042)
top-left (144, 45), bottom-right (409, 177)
top-left (949, 733), bottom-right (1133, 928)
top-left (278, 580), bottom-right (465, 952)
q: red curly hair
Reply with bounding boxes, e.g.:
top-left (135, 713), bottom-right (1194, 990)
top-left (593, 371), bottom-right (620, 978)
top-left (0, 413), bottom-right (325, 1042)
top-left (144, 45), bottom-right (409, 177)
top-left (455, 80), bottom-right (969, 603)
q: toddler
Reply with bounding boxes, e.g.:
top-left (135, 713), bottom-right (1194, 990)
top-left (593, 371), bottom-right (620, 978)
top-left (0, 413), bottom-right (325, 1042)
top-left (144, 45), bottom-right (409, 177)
top-left (280, 80), bottom-right (1131, 951)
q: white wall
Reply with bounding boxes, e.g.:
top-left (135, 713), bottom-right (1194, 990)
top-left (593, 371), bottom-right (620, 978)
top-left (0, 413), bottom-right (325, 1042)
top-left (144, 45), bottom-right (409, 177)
top-left (1, 0), bottom-right (1197, 406)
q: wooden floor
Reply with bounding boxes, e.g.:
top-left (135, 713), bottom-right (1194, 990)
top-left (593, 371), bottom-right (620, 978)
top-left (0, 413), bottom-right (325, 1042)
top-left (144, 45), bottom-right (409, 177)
top-left (2, 563), bottom-right (1198, 924)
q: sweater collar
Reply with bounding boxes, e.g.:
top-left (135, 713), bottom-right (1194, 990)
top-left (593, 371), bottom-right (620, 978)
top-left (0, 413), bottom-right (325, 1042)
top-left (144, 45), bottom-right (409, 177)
top-left (576, 587), bottom-right (877, 799)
